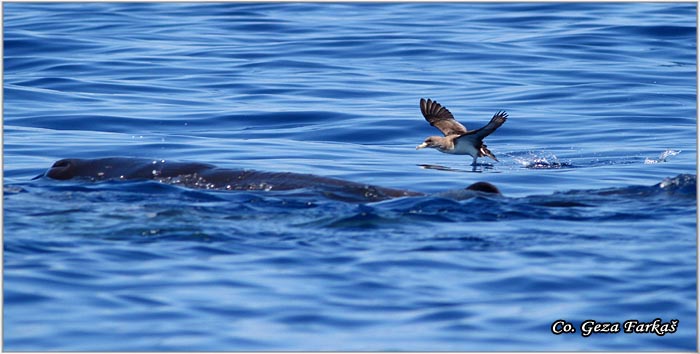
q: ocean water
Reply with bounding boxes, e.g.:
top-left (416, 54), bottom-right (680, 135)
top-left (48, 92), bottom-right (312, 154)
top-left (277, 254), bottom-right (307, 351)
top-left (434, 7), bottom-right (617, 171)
top-left (3, 2), bottom-right (697, 351)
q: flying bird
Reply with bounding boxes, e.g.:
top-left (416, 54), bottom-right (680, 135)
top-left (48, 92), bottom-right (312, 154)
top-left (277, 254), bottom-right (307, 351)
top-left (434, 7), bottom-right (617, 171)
top-left (416, 98), bottom-right (508, 166)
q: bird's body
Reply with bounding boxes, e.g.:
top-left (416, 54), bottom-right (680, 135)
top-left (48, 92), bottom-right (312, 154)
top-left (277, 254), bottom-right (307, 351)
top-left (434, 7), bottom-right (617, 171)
top-left (415, 98), bottom-right (507, 166)
top-left (452, 136), bottom-right (481, 156)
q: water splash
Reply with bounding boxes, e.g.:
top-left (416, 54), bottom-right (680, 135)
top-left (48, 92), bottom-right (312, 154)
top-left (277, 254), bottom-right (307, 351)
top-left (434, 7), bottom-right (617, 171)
top-left (644, 149), bottom-right (681, 164)
top-left (511, 151), bottom-right (572, 169)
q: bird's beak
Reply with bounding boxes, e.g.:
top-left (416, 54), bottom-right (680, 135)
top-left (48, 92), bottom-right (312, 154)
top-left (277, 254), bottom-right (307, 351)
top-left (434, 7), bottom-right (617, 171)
top-left (416, 142), bottom-right (428, 150)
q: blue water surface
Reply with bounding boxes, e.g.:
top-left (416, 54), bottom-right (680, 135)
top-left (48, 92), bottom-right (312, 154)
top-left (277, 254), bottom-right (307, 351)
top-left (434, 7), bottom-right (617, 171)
top-left (3, 2), bottom-right (697, 351)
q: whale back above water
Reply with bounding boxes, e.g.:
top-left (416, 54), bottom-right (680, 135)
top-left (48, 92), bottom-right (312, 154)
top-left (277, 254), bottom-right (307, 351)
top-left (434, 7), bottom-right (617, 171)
top-left (37, 157), bottom-right (428, 202)
top-left (36, 157), bottom-right (502, 202)
top-left (43, 157), bottom-right (214, 181)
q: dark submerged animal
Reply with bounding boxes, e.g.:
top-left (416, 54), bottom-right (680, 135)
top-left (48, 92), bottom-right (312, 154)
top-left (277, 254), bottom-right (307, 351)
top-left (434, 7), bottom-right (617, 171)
top-left (36, 157), bottom-right (501, 202)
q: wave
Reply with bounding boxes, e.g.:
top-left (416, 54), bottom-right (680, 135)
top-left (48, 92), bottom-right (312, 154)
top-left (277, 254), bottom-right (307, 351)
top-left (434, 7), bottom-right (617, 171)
top-left (15, 173), bottom-right (695, 232)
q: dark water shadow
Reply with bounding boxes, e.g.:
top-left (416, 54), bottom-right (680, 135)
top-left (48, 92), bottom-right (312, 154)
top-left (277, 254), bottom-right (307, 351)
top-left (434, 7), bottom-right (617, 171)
top-left (418, 163), bottom-right (496, 173)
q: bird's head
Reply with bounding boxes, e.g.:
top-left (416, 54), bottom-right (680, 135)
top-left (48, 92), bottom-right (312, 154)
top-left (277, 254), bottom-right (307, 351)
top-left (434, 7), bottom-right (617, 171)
top-left (416, 136), bottom-right (444, 150)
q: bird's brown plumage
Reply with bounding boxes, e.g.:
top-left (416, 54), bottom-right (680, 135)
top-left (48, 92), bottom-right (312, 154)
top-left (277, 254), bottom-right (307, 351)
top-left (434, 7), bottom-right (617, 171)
top-left (419, 98), bottom-right (467, 136)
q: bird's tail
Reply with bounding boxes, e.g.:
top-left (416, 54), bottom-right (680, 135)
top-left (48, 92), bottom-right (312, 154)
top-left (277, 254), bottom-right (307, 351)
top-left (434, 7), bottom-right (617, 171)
top-left (479, 144), bottom-right (498, 161)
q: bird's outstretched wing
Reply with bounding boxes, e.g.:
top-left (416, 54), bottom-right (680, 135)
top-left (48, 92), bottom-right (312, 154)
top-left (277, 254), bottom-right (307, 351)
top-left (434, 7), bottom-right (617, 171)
top-left (464, 111), bottom-right (508, 140)
top-left (420, 98), bottom-right (468, 136)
